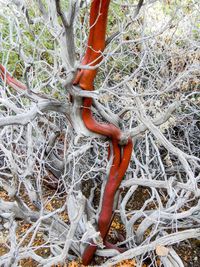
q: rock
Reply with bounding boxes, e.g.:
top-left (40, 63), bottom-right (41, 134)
top-left (156, 245), bottom-right (169, 256)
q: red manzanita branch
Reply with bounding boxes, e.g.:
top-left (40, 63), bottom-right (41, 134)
top-left (0, 64), bottom-right (27, 91)
top-left (73, 0), bottom-right (133, 265)
top-left (73, 0), bottom-right (111, 90)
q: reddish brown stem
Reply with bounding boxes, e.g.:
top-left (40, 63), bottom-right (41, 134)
top-left (0, 64), bottom-right (27, 90)
top-left (82, 98), bottom-right (122, 140)
top-left (81, 139), bottom-right (132, 265)
top-left (73, 0), bottom-right (133, 265)
top-left (73, 0), bottom-right (111, 90)
top-left (98, 138), bottom-right (133, 239)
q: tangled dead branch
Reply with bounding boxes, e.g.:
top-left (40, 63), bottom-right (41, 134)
top-left (0, 0), bottom-right (199, 266)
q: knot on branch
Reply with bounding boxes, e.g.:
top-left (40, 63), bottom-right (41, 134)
top-left (119, 132), bottom-right (131, 146)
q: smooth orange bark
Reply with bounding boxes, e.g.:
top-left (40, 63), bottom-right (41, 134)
top-left (73, 1), bottom-right (133, 265)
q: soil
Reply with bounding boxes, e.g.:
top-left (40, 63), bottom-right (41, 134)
top-left (1, 187), bottom-right (200, 267)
